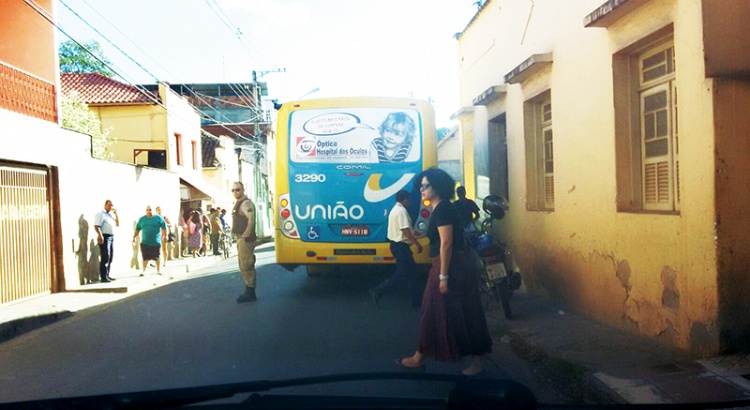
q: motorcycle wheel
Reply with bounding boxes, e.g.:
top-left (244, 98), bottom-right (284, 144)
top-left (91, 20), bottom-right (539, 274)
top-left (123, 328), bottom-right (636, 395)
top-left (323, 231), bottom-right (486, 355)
top-left (496, 279), bottom-right (513, 320)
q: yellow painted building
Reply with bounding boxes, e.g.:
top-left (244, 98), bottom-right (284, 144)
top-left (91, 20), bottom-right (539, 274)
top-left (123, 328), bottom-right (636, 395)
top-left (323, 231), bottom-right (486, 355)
top-left (61, 74), bottom-right (226, 206)
top-left (455, 0), bottom-right (750, 353)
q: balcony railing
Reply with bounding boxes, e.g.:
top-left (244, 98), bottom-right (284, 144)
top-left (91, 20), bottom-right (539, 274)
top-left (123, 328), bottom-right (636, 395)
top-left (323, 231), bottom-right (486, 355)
top-left (0, 62), bottom-right (57, 123)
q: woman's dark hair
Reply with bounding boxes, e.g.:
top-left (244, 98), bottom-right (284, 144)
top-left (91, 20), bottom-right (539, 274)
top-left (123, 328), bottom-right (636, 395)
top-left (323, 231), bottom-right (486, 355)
top-left (415, 167), bottom-right (455, 200)
top-left (190, 211), bottom-right (201, 224)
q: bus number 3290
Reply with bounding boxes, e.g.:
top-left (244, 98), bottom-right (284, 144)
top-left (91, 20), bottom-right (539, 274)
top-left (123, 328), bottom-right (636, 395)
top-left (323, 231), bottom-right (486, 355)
top-left (294, 174), bottom-right (327, 183)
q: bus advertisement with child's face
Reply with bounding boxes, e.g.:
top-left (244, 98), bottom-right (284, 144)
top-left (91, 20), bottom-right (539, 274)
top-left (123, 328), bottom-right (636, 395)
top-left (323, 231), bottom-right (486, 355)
top-left (274, 98), bottom-right (437, 269)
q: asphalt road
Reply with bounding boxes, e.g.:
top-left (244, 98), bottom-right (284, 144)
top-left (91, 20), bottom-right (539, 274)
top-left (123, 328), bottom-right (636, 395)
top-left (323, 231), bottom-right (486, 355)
top-left (0, 244), bottom-right (563, 405)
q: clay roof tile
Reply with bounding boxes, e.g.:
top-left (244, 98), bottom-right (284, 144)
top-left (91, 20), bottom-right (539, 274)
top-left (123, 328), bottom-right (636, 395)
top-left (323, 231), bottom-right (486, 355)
top-left (60, 73), bottom-right (156, 105)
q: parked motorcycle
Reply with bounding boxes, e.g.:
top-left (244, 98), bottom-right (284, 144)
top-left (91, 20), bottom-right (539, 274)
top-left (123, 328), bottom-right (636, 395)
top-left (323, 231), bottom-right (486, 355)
top-left (465, 195), bottom-right (521, 319)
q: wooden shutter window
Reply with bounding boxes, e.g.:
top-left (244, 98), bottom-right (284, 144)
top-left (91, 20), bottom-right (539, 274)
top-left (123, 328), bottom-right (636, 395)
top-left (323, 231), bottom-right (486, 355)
top-left (545, 175), bottom-right (555, 208)
top-left (640, 81), bottom-right (674, 211)
top-left (540, 99), bottom-right (553, 210)
top-left (644, 161), bottom-right (671, 205)
top-left (543, 127), bottom-right (554, 208)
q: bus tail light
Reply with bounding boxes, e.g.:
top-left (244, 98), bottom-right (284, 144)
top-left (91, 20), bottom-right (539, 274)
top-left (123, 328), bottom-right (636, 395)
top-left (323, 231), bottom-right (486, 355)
top-left (279, 193), bottom-right (299, 238)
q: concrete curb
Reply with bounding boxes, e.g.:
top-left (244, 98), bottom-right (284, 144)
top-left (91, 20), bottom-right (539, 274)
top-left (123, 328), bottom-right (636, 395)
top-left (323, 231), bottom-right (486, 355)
top-left (484, 292), bottom-right (750, 405)
top-left (503, 328), bottom-right (589, 402)
top-left (0, 311), bottom-right (74, 344)
top-left (483, 296), bottom-right (631, 404)
top-left (503, 326), bottom-right (641, 404)
top-left (581, 371), bottom-right (629, 404)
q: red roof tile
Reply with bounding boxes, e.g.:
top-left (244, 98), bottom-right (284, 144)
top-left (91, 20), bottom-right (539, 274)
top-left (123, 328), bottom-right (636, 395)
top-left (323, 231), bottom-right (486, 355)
top-left (60, 73), bottom-right (157, 105)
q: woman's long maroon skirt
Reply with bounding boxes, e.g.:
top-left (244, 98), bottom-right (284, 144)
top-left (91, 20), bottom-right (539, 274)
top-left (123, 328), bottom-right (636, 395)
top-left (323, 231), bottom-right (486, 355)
top-left (417, 252), bottom-right (492, 362)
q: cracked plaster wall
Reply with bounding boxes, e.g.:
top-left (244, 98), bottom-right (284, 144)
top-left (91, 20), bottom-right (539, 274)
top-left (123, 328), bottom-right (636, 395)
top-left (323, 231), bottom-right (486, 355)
top-left (507, 240), bottom-right (717, 353)
top-left (457, 0), bottom-right (725, 354)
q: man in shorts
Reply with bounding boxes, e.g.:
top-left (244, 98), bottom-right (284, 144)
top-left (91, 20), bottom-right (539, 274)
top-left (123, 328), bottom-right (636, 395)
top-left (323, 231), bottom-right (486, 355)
top-left (132, 205), bottom-right (167, 275)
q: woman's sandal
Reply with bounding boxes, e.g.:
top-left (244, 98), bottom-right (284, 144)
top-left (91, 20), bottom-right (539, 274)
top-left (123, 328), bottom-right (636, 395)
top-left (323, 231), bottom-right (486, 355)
top-left (461, 367), bottom-right (484, 376)
top-left (394, 358), bottom-right (425, 372)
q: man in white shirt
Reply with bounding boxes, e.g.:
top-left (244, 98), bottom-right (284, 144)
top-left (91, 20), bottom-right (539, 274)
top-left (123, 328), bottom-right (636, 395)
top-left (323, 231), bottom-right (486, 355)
top-left (94, 199), bottom-right (119, 282)
top-left (369, 190), bottom-right (423, 307)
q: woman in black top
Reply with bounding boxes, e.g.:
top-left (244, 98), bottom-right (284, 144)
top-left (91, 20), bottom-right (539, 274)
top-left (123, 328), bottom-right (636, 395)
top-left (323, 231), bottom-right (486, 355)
top-left (396, 168), bottom-right (492, 375)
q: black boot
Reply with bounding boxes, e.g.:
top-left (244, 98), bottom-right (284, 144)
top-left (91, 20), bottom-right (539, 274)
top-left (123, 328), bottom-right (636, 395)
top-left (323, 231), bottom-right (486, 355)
top-left (236, 286), bottom-right (257, 303)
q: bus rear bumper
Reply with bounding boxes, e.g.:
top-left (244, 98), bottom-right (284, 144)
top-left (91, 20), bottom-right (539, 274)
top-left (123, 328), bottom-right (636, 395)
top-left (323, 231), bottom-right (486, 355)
top-left (274, 238), bottom-right (431, 266)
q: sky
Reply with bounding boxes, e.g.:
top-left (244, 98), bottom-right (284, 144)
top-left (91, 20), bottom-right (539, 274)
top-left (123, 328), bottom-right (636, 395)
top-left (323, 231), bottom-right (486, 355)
top-left (55, 0), bottom-right (480, 129)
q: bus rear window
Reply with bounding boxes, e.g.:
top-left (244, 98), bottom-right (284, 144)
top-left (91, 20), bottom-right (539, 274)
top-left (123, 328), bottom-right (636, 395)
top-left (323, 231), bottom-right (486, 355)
top-left (289, 108), bottom-right (422, 164)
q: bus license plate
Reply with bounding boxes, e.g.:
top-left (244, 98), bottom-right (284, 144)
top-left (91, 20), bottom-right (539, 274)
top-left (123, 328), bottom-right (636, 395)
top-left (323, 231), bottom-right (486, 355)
top-left (341, 226), bottom-right (369, 236)
top-left (486, 263), bottom-right (508, 281)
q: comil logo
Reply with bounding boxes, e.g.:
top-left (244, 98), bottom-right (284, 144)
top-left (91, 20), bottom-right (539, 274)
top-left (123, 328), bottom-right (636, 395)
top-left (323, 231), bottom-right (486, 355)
top-left (296, 136), bottom-right (317, 157)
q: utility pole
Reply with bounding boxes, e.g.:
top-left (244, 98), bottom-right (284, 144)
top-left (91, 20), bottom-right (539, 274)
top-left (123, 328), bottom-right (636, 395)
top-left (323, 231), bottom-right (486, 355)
top-left (252, 71), bottom-right (263, 236)
top-left (252, 71), bottom-right (261, 203)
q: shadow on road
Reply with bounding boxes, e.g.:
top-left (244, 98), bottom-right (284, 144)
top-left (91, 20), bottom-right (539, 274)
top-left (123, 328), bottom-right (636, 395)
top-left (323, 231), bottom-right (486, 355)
top-left (289, 264), bottom-right (428, 302)
top-left (256, 245), bottom-right (276, 254)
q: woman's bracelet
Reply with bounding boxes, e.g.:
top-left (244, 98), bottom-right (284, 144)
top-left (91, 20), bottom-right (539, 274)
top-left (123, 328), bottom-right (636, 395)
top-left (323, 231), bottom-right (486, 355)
top-left (439, 274), bottom-right (449, 281)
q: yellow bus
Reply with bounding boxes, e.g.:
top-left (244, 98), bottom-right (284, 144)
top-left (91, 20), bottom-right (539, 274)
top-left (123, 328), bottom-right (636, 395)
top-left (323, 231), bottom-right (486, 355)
top-left (273, 97), bottom-right (437, 273)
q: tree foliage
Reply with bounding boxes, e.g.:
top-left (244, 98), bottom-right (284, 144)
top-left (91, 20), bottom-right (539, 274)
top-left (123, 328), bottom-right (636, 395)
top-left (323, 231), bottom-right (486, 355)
top-left (59, 40), bottom-right (116, 77)
top-left (61, 91), bottom-right (114, 159)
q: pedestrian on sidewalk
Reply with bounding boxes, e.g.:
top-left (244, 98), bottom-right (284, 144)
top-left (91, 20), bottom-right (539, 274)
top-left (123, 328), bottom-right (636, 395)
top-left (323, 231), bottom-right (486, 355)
top-left (180, 207), bottom-right (190, 256)
top-left (219, 208), bottom-right (228, 231)
top-left (94, 199), bottom-right (119, 283)
top-left (201, 209), bottom-right (210, 256)
top-left (155, 206), bottom-right (172, 265)
top-left (369, 189), bottom-right (423, 307)
top-left (132, 205), bottom-right (167, 276)
top-left (188, 210), bottom-right (203, 257)
top-left (232, 182), bottom-right (258, 303)
top-left (209, 208), bottom-right (222, 255)
top-left (396, 168), bottom-right (492, 376)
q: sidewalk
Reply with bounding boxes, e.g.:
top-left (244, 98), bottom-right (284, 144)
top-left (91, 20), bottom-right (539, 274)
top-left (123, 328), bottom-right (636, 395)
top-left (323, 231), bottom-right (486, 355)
top-left (0, 236), bottom-right (276, 344)
top-left (483, 291), bottom-right (750, 405)
top-left (0, 250), bottom-right (235, 344)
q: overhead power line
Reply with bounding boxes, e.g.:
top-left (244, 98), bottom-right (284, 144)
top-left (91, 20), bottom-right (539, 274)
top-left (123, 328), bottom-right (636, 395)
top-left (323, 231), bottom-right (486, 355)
top-left (59, 0), bottom-right (159, 82)
top-left (24, 0), bottom-right (268, 144)
top-left (77, 0), bottom-right (176, 82)
top-left (61, 0), bottom-right (262, 115)
top-left (203, 0), bottom-right (270, 66)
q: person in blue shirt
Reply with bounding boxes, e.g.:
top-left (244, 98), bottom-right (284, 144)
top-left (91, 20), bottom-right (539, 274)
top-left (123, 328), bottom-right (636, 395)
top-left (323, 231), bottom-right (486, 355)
top-left (132, 205), bottom-right (167, 276)
top-left (219, 208), bottom-right (228, 232)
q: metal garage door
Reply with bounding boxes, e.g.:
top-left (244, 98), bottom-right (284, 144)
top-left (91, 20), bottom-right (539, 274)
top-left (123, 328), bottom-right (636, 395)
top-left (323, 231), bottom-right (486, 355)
top-left (0, 165), bottom-right (52, 304)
